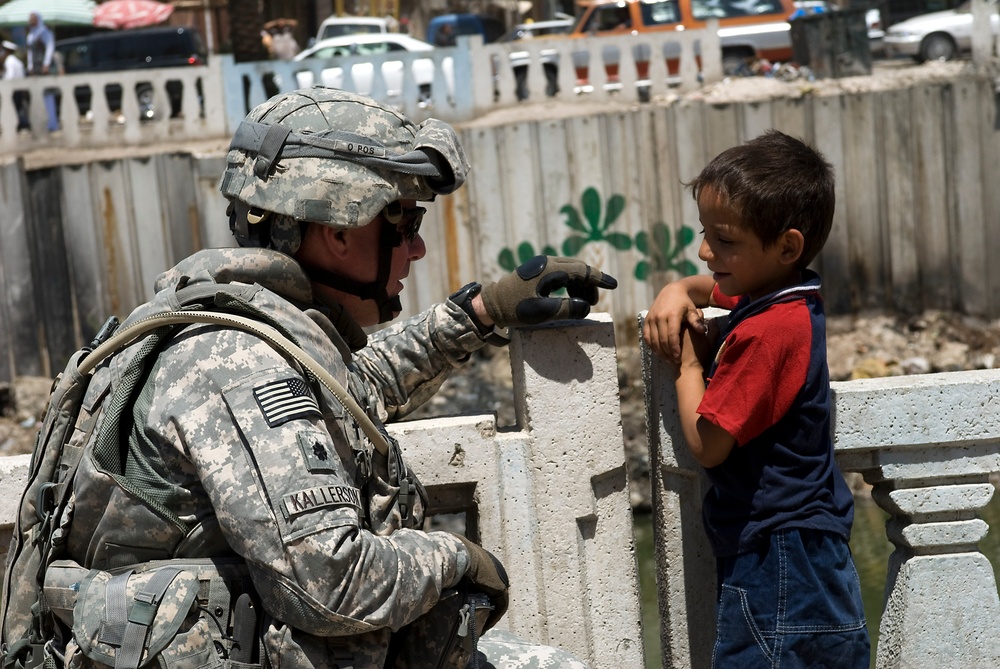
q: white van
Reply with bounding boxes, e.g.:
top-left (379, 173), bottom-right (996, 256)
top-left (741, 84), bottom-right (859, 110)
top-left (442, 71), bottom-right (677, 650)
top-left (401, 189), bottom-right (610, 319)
top-left (316, 16), bottom-right (389, 42)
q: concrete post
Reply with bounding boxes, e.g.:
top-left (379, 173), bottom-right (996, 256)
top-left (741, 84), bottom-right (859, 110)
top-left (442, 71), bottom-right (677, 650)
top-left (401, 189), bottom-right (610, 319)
top-left (0, 454), bottom-right (30, 568)
top-left (451, 35), bottom-right (479, 121)
top-left (395, 314), bottom-right (644, 668)
top-left (832, 370), bottom-right (1000, 668)
top-left (509, 313), bottom-right (644, 667)
top-left (640, 311), bottom-right (719, 669)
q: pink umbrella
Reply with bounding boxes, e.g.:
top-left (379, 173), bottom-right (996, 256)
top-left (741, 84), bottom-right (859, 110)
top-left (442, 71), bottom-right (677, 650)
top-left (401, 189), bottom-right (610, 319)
top-left (93, 0), bottom-right (173, 30)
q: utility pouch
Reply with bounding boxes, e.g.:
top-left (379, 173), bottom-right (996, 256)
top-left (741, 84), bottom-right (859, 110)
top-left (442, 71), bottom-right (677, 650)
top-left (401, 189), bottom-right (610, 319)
top-left (55, 563), bottom-right (221, 669)
top-left (388, 589), bottom-right (494, 669)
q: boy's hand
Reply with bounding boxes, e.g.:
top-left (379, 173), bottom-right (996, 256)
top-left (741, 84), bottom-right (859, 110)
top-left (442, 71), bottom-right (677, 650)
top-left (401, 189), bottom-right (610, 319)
top-left (678, 322), bottom-right (712, 373)
top-left (643, 281), bottom-right (709, 364)
top-left (674, 323), bottom-right (736, 468)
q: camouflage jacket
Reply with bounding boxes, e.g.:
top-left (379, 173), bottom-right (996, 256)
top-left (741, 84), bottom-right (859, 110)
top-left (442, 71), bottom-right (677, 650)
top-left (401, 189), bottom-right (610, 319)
top-left (60, 247), bottom-right (490, 669)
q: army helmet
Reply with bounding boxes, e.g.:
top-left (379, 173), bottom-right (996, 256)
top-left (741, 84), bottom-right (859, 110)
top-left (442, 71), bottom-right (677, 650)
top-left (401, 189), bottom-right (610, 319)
top-left (220, 86), bottom-right (470, 244)
top-left (219, 87), bottom-right (470, 324)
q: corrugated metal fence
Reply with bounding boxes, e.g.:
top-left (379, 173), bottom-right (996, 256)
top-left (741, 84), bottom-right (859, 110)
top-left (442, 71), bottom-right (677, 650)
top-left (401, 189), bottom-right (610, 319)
top-left (0, 67), bottom-right (997, 381)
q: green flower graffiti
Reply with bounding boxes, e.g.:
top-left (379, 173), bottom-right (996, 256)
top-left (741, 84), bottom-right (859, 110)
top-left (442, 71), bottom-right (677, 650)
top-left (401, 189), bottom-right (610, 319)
top-left (497, 186), bottom-right (698, 281)
top-left (634, 223), bottom-right (699, 281)
top-left (560, 187), bottom-right (632, 256)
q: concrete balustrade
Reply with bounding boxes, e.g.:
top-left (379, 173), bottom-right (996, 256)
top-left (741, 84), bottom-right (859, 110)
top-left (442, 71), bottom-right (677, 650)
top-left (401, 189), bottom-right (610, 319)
top-left (642, 309), bottom-right (1000, 668)
top-left (834, 373), bottom-right (1000, 667)
top-left (0, 63), bottom-right (226, 153)
top-left (224, 28), bottom-right (721, 129)
top-left (0, 26), bottom-right (722, 149)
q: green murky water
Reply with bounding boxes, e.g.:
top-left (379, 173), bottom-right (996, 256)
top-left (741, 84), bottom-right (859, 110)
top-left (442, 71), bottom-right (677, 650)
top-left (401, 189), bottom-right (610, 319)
top-left (634, 491), bottom-right (1000, 668)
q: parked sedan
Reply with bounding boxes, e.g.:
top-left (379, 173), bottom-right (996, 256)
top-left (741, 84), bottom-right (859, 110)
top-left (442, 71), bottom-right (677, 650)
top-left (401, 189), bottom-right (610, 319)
top-left (883, 1), bottom-right (1000, 62)
top-left (293, 33), bottom-right (453, 101)
top-left (56, 26), bottom-right (206, 120)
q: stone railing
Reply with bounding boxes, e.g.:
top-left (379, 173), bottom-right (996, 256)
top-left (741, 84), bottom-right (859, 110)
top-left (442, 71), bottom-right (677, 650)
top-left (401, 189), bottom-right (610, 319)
top-left (0, 25), bottom-right (722, 149)
top-left (0, 62), bottom-right (227, 154)
top-left (641, 310), bottom-right (1000, 668)
top-left (222, 28), bottom-right (721, 129)
top-left (0, 315), bottom-right (643, 669)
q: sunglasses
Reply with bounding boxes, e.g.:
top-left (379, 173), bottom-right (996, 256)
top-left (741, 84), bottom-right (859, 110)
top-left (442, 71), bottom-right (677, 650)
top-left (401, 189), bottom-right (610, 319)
top-left (381, 202), bottom-right (426, 244)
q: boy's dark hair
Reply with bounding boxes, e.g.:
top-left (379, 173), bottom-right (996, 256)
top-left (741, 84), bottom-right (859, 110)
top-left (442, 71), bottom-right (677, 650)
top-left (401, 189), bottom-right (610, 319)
top-left (688, 130), bottom-right (835, 269)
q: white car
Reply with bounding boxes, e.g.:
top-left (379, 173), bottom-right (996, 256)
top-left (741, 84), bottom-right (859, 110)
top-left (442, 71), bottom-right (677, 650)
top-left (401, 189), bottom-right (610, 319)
top-left (883, 1), bottom-right (1000, 62)
top-left (315, 15), bottom-right (389, 42)
top-left (293, 33), bottom-right (454, 102)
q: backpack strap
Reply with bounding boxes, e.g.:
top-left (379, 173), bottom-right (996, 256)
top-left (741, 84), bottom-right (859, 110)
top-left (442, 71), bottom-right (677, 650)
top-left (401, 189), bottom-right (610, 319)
top-left (100, 568), bottom-right (183, 669)
top-left (80, 307), bottom-right (390, 457)
top-left (4, 287), bottom-right (394, 669)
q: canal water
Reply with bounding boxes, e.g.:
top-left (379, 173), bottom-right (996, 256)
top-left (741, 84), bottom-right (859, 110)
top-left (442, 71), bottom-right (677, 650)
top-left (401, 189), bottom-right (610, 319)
top-left (634, 489), bottom-right (1000, 668)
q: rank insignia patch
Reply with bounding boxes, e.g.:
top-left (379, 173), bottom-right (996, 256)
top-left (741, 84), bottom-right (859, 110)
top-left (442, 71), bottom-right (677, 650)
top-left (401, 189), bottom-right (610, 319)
top-left (253, 377), bottom-right (321, 427)
top-left (298, 431), bottom-right (336, 473)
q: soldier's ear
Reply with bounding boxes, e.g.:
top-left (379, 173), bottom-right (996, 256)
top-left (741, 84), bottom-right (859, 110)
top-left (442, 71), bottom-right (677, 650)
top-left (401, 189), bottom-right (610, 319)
top-left (302, 224), bottom-right (350, 259)
top-left (295, 223), bottom-right (345, 266)
top-left (324, 226), bottom-right (352, 259)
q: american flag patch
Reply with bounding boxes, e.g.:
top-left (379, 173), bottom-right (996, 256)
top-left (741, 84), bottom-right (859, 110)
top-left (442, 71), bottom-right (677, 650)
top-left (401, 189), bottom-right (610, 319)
top-left (253, 378), bottom-right (321, 428)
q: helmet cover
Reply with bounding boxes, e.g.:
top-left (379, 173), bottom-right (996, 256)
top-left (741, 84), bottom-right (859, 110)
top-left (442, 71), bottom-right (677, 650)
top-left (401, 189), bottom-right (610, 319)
top-left (220, 87), bottom-right (470, 230)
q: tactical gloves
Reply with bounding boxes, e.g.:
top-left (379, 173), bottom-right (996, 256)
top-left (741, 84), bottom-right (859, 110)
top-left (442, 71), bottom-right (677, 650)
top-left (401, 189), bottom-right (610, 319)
top-left (480, 256), bottom-right (618, 328)
top-left (452, 533), bottom-right (509, 630)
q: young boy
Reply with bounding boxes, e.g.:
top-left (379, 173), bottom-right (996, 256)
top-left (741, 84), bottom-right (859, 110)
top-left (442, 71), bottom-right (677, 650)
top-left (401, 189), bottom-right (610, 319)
top-left (643, 130), bottom-right (870, 667)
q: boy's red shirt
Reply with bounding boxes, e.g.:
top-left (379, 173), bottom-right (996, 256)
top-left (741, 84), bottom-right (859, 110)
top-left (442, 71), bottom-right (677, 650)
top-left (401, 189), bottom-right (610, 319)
top-left (694, 276), bottom-right (854, 557)
top-left (699, 288), bottom-right (811, 447)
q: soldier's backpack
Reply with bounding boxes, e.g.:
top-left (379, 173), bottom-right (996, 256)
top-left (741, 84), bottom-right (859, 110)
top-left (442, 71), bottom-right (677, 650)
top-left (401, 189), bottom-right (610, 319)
top-left (0, 285), bottom-right (395, 669)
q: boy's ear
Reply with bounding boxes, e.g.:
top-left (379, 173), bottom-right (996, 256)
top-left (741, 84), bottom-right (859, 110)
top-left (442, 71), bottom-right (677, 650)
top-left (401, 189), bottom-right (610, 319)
top-left (778, 229), bottom-right (805, 266)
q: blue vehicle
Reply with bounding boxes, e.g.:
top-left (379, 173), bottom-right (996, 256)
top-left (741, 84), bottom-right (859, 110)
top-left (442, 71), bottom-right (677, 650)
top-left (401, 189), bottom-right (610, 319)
top-left (426, 13), bottom-right (506, 46)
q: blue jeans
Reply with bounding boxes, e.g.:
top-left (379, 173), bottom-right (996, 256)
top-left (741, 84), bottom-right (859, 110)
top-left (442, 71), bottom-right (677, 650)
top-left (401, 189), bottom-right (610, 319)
top-left (713, 529), bottom-right (870, 668)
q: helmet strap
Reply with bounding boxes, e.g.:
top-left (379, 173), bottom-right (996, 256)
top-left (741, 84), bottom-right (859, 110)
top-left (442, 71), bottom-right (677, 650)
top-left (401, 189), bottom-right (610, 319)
top-left (300, 219), bottom-right (402, 324)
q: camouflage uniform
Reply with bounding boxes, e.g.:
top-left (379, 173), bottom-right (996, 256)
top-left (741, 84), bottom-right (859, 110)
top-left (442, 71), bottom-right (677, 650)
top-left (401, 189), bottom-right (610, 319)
top-left (54, 88), bottom-right (592, 669)
top-left (58, 245), bottom-right (455, 665)
top-left (59, 249), bottom-right (585, 669)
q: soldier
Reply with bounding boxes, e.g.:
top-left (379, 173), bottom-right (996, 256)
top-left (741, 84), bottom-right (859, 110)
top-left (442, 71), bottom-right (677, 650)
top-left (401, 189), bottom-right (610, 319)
top-left (50, 87), bottom-right (616, 669)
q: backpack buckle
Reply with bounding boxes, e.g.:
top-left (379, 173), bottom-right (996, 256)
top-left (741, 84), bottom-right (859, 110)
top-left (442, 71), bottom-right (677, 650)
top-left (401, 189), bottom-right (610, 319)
top-left (35, 482), bottom-right (58, 524)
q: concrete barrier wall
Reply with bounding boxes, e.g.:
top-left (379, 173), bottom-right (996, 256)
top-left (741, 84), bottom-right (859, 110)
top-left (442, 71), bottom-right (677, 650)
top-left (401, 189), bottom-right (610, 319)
top-left (0, 315), bottom-right (643, 669)
top-left (641, 309), bottom-right (1000, 668)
